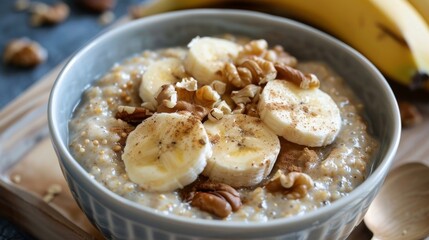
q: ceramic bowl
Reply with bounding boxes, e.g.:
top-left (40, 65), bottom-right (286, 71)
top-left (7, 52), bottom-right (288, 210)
top-left (48, 9), bottom-right (401, 240)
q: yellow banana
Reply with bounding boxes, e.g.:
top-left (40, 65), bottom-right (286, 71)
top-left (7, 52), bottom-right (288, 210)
top-left (408, 0), bottom-right (429, 24)
top-left (131, 0), bottom-right (429, 90)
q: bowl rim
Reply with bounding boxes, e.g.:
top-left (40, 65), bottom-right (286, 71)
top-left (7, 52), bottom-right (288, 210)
top-left (48, 8), bottom-right (401, 233)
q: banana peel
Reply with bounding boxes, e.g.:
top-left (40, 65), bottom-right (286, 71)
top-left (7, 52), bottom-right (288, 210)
top-left (130, 0), bottom-right (429, 91)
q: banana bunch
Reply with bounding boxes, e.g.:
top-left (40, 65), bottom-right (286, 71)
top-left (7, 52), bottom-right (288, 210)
top-left (123, 37), bottom-right (341, 191)
top-left (131, 0), bottom-right (429, 90)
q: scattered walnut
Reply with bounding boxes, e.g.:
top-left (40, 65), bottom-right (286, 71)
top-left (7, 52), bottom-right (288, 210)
top-left (210, 80), bottom-right (227, 95)
top-left (156, 84), bottom-right (178, 108)
top-left (265, 170), bottom-right (314, 200)
top-left (77, 0), bottom-right (116, 13)
top-left (3, 38), bottom-right (47, 67)
top-left (185, 182), bottom-right (242, 218)
top-left (30, 2), bottom-right (69, 26)
top-left (176, 77), bottom-right (198, 91)
top-left (240, 39), bottom-right (268, 57)
top-left (225, 57), bottom-right (276, 88)
top-left (267, 45), bottom-right (298, 67)
top-left (195, 85), bottom-right (220, 108)
top-left (214, 100), bottom-right (232, 115)
top-left (208, 108), bottom-right (224, 122)
top-left (231, 84), bottom-right (261, 105)
top-left (399, 101), bottom-right (423, 128)
top-left (275, 64), bottom-right (320, 89)
top-left (115, 105), bottom-right (153, 124)
top-left (157, 101), bottom-right (208, 120)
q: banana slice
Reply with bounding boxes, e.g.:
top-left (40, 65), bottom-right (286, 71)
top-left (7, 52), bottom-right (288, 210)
top-left (258, 80), bottom-right (341, 147)
top-left (185, 37), bottom-right (242, 85)
top-left (139, 58), bottom-right (184, 105)
top-left (203, 114), bottom-right (280, 187)
top-left (122, 112), bottom-right (212, 192)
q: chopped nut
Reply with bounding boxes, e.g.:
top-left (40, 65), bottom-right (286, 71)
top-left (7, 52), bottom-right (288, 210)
top-left (224, 62), bottom-right (252, 88)
top-left (266, 45), bottom-right (298, 67)
top-left (214, 100), bottom-right (232, 115)
top-left (195, 85), bottom-right (220, 108)
top-left (157, 101), bottom-right (208, 120)
top-left (30, 2), bottom-right (69, 26)
top-left (241, 39), bottom-right (268, 57)
top-left (399, 101), bottom-right (423, 128)
top-left (176, 77), bottom-right (198, 91)
top-left (232, 103), bottom-right (245, 114)
top-left (77, 0), bottom-right (116, 13)
top-left (275, 64), bottom-right (320, 89)
top-left (210, 80), bottom-right (227, 95)
top-left (265, 170), bottom-right (314, 200)
top-left (115, 105), bottom-right (153, 124)
top-left (185, 182), bottom-right (242, 218)
top-left (156, 84), bottom-right (178, 108)
top-left (231, 84), bottom-right (261, 105)
top-left (98, 11), bottom-right (115, 26)
top-left (208, 108), bottom-right (224, 122)
top-left (3, 38), bottom-right (47, 67)
top-left (225, 57), bottom-right (276, 88)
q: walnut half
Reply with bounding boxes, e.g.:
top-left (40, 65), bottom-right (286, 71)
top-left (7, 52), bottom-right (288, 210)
top-left (3, 38), bottom-right (47, 67)
top-left (265, 170), bottom-right (314, 200)
top-left (275, 64), bottom-right (320, 89)
top-left (186, 182), bottom-right (242, 218)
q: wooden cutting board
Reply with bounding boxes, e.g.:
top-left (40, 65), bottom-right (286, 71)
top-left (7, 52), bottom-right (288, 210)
top-left (1, 16), bottom-right (428, 240)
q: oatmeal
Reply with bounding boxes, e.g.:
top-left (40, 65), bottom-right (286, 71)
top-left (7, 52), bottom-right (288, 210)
top-left (69, 36), bottom-right (378, 221)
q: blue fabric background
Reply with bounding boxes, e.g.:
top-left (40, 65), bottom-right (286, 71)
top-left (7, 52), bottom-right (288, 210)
top-left (0, 0), bottom-right (142, 238)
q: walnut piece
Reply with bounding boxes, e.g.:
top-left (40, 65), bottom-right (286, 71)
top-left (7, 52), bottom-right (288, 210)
top-left (3, 38), bottom-right (47, 67)
top-left (176, 77), bottom-right (198, 91)
top-left (195, 85), bottom-right (220, 108)
top-left (265, 170), bottom-right (314, 200)
top-left (399, 101), bottom-right (423, 128)
top-left (187, 182), bottom-right (242, 218)
top-left (115, 106), bottom-right (153, 124)
top-left (157, 101), bottom-right (208, 120)
top-left (238, 40), bottom-right (297, 67)
top-left (231, 84), bottom-right (261, 105)
top-left (156, 84), bottom-right (177, 108)
top-left (275, 64), bottom-right (320, 89)
top-left (30, 2), bottom-right (69, 26)
top-left (208, 108), bottom-right (224, 122)
top-left (77, 0), bottom-right (116, 13)
top-left (266, 46), bottom-right (298, 67)
top-left (224, 57), bottom-right (276, 88)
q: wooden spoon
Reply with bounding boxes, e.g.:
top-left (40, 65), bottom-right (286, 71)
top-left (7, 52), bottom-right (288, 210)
top-left (364, 162), bottom-right (429, 240)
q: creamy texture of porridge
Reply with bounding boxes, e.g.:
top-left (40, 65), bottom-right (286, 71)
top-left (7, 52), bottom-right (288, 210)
top-left (69, 36), bottom-right (378, 221)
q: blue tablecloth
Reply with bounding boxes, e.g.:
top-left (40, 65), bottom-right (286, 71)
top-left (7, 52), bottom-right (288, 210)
top-left (0, 0), bottom-right (142, 238)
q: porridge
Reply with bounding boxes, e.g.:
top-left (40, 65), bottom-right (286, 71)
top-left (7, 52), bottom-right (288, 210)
top-left (69, 36), bottom-right (378, 221)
